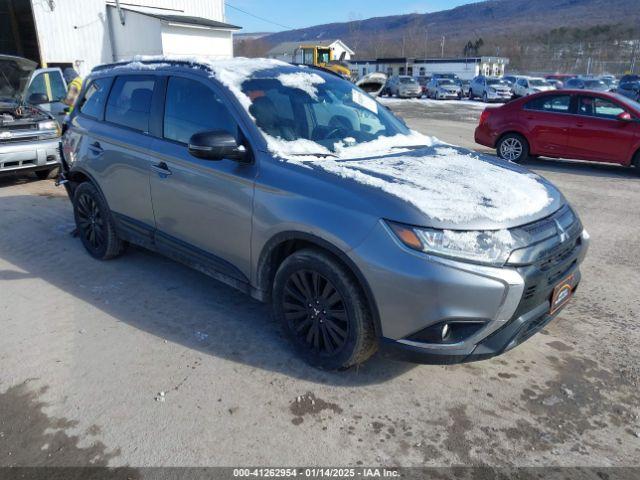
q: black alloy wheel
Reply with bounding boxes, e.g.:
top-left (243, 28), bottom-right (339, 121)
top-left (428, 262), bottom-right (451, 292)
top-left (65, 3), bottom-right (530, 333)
top-left (76, 192), bottom-right (105, 252)
top-left (72, 182), bottom-right (126, 260)
top-left (282, 270), bottom-right (349, 356)
top-left (273, 249), bottom-right (377, 370)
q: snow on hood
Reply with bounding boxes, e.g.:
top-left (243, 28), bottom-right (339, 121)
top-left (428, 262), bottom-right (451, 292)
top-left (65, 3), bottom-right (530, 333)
top-left (287, 145), bottom-right (555, 224)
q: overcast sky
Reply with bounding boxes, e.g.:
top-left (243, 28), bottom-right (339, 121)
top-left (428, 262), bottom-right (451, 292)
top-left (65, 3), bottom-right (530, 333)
top-left (226, 1), bottom-right (478, 33)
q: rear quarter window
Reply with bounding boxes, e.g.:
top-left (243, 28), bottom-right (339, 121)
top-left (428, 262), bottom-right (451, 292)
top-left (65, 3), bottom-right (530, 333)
top-left (79, 77), bottom-right (112, 119)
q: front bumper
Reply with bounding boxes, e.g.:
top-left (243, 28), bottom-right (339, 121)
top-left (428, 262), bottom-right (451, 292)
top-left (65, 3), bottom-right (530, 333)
top-left (350, 219), bottom-right (589, 364)
top-left (485, 92), bottom-right (512, 102)
top-left (437, 91), bottom-right (461, 100)
top-left (399, 90), bottom-right (422, 98)
top-left (0, 138), bottom-right (61, 176)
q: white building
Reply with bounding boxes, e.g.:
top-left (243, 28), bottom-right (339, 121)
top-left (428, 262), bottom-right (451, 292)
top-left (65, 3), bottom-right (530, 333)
top-left (350, 57), bottom-right (509, 81)
top-left (1, 0), bottom-right (240, 77)
top-left (266, 40), bottom-right (354, 64)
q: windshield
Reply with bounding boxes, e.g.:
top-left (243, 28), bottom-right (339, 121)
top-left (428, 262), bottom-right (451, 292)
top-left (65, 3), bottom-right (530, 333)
top-left (584, 80), bottom-right (606, 88)
top-left (0, 59), bottom-right (32, 102)
top-left (612, 93), bottom-right (640, 111)
top-left (530, 79), bottom-right (550, 87)
top-left (438, 79), bottom-right (455, 86)
top-left (487, 79), bottom-right (508, 86)
top-left (241, 70), bottom-right (411, 153)
top-left (399, 77), bottom-right (417, 84)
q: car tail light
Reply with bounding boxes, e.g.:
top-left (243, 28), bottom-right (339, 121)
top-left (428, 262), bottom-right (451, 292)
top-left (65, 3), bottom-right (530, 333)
top-left (479, 109), bottom-right (492, 126)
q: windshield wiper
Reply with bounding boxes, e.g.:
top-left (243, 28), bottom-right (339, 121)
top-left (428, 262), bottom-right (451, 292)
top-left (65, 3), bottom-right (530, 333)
top-left (391, 145), bottom-right (430, 150)
top-left (291, 152), bottom-right (339, 158)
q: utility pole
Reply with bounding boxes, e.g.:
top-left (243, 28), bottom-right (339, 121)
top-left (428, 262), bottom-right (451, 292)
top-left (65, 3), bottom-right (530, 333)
top-left (425, 29), bottom-right (428, 59)
top-left (631, 40), bottom-right (638, 74)
top-left (441, 36), bottom-right (446, 58)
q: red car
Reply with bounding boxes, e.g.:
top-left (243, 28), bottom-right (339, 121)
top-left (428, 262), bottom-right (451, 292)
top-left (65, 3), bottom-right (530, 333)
top-left (475, 90), bottom-right (640, 170)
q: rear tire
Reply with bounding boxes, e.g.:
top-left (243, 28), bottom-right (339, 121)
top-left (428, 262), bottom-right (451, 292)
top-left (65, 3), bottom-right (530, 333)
top-left (469, 89), bottom-right (474, 100)
top-left (497, 133), bottom-right (529, 163)
top-left (272, 249), bottom-right (377, 370)
top-left (633, 151), bottom-right (640, 175)
top-left (73, 182), bottom-right (126, 260)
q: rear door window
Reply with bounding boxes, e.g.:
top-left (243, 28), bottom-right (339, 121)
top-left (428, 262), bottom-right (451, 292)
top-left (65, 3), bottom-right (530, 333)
top-left (79, 77), bottom-right (112, 119)
top-left (525, 95), bottom-right (571, 113)
top-left (163, 76), bottom-right (237, 145)
top-left (105, 76), bottom-right (156, 132)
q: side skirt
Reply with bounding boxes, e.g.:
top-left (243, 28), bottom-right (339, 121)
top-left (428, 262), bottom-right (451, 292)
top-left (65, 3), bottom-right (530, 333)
top-left (112, 212), bottom-right (253, 297)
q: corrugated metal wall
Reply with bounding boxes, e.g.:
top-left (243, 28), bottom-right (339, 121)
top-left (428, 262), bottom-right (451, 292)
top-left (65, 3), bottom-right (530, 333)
top-left (107, 0), bottom-right (225, 20)
top-left (29, 0), bottom-right (228, 75)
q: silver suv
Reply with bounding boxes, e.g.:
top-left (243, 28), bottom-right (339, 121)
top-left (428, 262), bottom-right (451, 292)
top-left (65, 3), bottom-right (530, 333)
top-left (469, 76), bottom-right (513, 103)
top-left (384, 76), bottom-right (423, 98)
top-left (1, 55), bottom-right (66, 179)
top-left (60, 58), bottom-right (589, 370)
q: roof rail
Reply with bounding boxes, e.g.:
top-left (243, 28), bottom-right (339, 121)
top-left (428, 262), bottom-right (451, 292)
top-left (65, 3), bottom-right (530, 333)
top-left (91, 58), bottom-right (210, 73)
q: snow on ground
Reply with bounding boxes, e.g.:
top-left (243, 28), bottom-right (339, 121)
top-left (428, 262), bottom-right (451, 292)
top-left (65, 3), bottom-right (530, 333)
top-left (378, 97), bottom-right (496, 108)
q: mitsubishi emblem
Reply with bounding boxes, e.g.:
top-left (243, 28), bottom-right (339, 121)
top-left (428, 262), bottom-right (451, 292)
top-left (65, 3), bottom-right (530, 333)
top-left (555, 219), bottom-right (568, 243)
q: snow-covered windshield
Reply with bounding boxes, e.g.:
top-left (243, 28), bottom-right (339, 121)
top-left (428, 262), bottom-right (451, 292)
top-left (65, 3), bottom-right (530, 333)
top-left (487, 79), bottom-right (508, 86)
top-left (399, 77), bottom-right (418, 84)
top-left (241, 70), bottom-right (415, 154)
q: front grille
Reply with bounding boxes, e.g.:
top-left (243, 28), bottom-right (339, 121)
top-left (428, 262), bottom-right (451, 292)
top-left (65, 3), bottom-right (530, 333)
top-left (508, 206), bottom-right (584, 319)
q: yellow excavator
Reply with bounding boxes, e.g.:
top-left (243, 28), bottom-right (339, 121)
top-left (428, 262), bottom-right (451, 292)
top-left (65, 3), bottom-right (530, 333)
top-left (295, 45), bottom-right (352, 81)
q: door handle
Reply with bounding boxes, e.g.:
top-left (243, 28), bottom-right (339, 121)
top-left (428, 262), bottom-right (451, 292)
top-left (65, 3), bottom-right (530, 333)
top-left (576, 123), bottom-right (585, 128)
top-left (151, 161), bottom-right (172, 177)
top-left (88, 141), bottom-right (103, 156)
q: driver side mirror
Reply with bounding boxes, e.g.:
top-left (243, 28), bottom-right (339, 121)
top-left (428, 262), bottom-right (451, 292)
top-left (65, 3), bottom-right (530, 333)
top-left (188, 131), bottom-right (248, 163)
top-left (27, 93), bottom-right (49, 105)
top-left (617, 112), bottom-right (633, 122)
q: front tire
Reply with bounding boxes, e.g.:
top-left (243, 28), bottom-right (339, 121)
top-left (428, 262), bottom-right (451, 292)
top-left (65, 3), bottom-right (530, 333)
top-left (73, 182), bottom-right (126, 260)
top-left (633, 151), bottom-right (640, 175)
top-left (273, 249), bottom-right (377, 370)
top-left (497, 133), bottom-right (529, 163)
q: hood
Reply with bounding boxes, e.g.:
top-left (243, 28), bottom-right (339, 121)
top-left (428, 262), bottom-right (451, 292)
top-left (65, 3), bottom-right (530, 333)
top-left (0, 55), bottom-right (37, 104)
top-left (286, 143), bottom-right (564, 231)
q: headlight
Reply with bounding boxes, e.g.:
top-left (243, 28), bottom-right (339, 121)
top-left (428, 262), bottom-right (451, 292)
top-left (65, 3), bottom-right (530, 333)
top-left (386, 221), bottom-right (520, 266)
top-left (38, 120), bottom-right (61, 137)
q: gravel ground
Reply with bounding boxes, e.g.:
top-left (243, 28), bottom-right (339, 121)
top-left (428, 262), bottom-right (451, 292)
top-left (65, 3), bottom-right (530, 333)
top-left (1, 100), bottom-right (639, 468)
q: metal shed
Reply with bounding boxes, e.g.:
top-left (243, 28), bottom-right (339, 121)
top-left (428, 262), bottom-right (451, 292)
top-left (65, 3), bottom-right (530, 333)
top-left (1, 0), bottom-right (241, 76)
